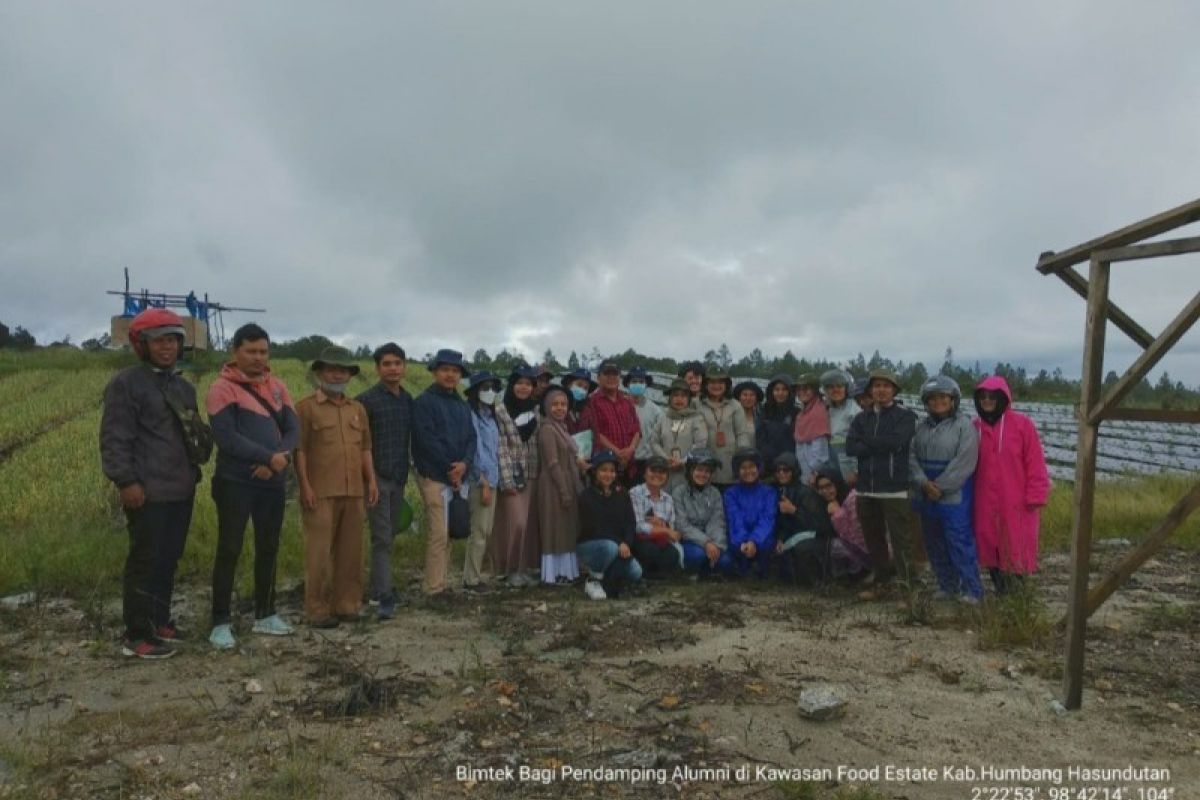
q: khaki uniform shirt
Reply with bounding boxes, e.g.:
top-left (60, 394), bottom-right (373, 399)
top-left (296, 390), bottom-right (372, 499)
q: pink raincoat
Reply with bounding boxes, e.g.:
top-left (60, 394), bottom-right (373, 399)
top-left (972, 376), bottom-right (1051, 573)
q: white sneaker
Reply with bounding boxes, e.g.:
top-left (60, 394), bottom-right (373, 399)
top-left (958, 594), bottom-right (980, 606)
top-left (209, 624), bottom-right (236, 650)
top-left (584, 579), bottom-right (607, 601)
top-left (931, 590), bottom-right (953, 601)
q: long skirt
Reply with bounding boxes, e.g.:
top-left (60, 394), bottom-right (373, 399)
top-left (487, 485), bottom-right (540, 575)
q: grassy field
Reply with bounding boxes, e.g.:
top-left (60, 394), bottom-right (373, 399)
top-left (0, 349), bottom-right (1195, 598)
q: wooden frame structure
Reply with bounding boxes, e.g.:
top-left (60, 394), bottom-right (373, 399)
top-left (1037, 197), bottom-right (1200, 709)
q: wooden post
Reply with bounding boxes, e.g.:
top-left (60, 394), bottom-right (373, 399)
top-left (1084, 483), bottom-right (1200, 616)
top-left (1062, 255), bottom-right (1109, 710)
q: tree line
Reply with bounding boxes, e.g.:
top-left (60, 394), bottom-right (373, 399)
top-left (3, 321), bottom-right (1197, 409)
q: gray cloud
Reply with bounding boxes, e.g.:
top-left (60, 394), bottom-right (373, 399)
top-left (2, 1), bottom-right (1199, 380)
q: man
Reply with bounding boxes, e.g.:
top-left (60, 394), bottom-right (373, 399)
top-left (580, 360), bottom-right (641, 481)
top-left (411, 349), bottom-right (475, 598)
top-left (100, 308), bottom-right (201, 659)
top-left (623, 365), bottom-right (662, 483)
top-left (845, 368), bottom-right (918, 600)
top-left (357, 342), bottom-right (414, 620)
top-left (294, 347), bottom-right (380, 626)
top-left (206, 323), bottom-right (300, 649)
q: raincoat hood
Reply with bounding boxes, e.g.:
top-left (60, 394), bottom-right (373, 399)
top-left (974, 375), bottom-right (1012, 425)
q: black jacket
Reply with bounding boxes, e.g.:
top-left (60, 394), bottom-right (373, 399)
top-left (775, 480), bottom-right (835, 540)
top-left (845, 403), bottom-right (918, 494)
top-left (100, 364), bottom-right (201, 502)
top-left (577, 485), bottom-right (637, 547)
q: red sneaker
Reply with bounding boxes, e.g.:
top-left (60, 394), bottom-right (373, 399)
top-left (155, 622), bottom-right (183, 642)
top-left (121, 637), bottom-right (175, 660)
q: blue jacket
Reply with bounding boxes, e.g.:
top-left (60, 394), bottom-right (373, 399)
top-left (723, 482), bottom-right (777, 550)
top-left (412, 385), bottom-right (476, 483)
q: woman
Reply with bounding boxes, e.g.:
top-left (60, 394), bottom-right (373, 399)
top-left (698, 369), bottom-right (752, 488)
top-left (733, 380), bottom-right (763, 441)
top-left (792, 373), bottom-right (831, 485)
top-left (972, 375), bottom-right (1050, 595)
top-left (813, 469), bottom-right (872, 578)
top-left (652, 379), bottom-right (708, 492)
top-left (911, 376), bottom-right (982, 602)
top-left (678, 361), bottom-right (706, 402)
top-left (559, 367), bottom-right (596, 436)
top-left (671, 448), bottom-right (734, 577)
top-left (629, 456), bottom-right (685, 577)
top-left (576, 450), bottom-right (643, 599)
top-left (723, 448), bottom-right (776, 579)
top-left (489, 364), bottom-right (541, 588)
top-left (821, 369), bottom-right (859, 483)
top-left (771, 452), bottom-right (834, 585)
top-left (625, 366), bottom-right (663, 483)
top-left (535, 386), bottom-right (585, 584)
top-left (755, 374), bottom-right (795, 477)
top-left (462, 371), bottom-right (502, 592)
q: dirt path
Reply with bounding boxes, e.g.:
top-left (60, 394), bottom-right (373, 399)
top-left (1, 546), bottom-right (1196, 800)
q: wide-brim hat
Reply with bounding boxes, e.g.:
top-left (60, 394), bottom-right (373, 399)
top-left (589, 449), bottom-right (620, 470)
top-left (467, 370), bottom-right (502, 392)
top-left (665, 378), bottom-right (691, 397)
top-left (867, 368), bottom-right (902, 393)
top-left (732, 380), bottom-right (764, 404)
top-left (428, 348), bottom-right (468, 376)
top-left (560, 368), bottom-right (598, 392)
top-left (703, 370), bottom-right (733, 395)
top-left (731, 447), bottom-right (763, 472)
top-left (794, 373), bottom-right (821, 390)
top-left (622, 365), bottom-right (653, 388)
top-left (311, 346), bottom-right (361, 376)
top-left (645, 455), bottom-right (670, 472)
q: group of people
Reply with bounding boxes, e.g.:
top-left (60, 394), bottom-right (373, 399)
top-left (99, 307), bottom-right (1050, 660)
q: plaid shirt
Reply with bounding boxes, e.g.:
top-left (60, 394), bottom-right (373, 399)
top-left (356, 382), bottom-right (413, 484)
top-left (580, 390), bottom-right (641, 451)
top-left (629, 483), bottom-right (676, 536)
top-left (496, 404), bottom-right (539, 492)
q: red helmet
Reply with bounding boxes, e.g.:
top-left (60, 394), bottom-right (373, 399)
top-left (128, 307), bottom-right (186, 356)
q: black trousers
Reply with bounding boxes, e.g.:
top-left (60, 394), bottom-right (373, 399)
top-left (211, 478), bottom-right (286, 625)
top-left (632, 538), bottom-right (682, 577)
top-left (124, 498), bottom-right (194, 640)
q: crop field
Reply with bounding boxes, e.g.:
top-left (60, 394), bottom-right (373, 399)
top-left (0, 354), bottom-right (431, 598)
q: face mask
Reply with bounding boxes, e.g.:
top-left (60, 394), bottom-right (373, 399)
top-left (320, 381), bottom-right (348, 395)
top-left (570, 386), bottom-right (587, 402)
top-left (478, 389), bottom-right (497, 406)
top-left (628, 383), bottom-right (647, 397)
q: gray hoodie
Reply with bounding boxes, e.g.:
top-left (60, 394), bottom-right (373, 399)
top-left (909, 411), bottom-right (979, 505)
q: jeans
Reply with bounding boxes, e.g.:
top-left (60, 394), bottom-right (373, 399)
top-left (211, 478), bottom-right (286, 625)
top-left (576, 539), bottom-right (643, 583)
top-left (366, 476), bottom-right (408, 599)
top-left (124, 498), bottom-right (194, 639)
top-left (680, 542), bottom-right (735, 575)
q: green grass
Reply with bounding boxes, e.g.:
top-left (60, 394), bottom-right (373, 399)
top-left (1041, 473), bottom-right (1200, 551)
top-left (0, 357), bottom-right (434, 600)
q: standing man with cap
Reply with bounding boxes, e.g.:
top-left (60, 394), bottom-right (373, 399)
top-left (624, 366), bottom-right (662, 484)
top-left (580, 359), bottom-right (642, 483)
top-left (845, 368), bottom-right (918, 600)
top-left (411, 349), bottom-right (475, 598)
top-left (295, 346), bottom-right (379, 627)
top-left (206, 323), bottom-right (300, 649)
top-left (356, 342), bottom-right (414, 620)
top-left (101, 308), bottom-right (203, 659)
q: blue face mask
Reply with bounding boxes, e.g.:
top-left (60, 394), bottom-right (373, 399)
top-left (628, 383), bottom-right (647, 397)
top-left (570, 386), bottom-right (588, 402)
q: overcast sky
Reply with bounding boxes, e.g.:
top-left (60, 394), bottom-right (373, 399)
top-left (3, 2), bottom-right (1200, 381)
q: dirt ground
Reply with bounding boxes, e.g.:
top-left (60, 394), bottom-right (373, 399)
top-left (1, 545), bottom-right (1196, 800)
